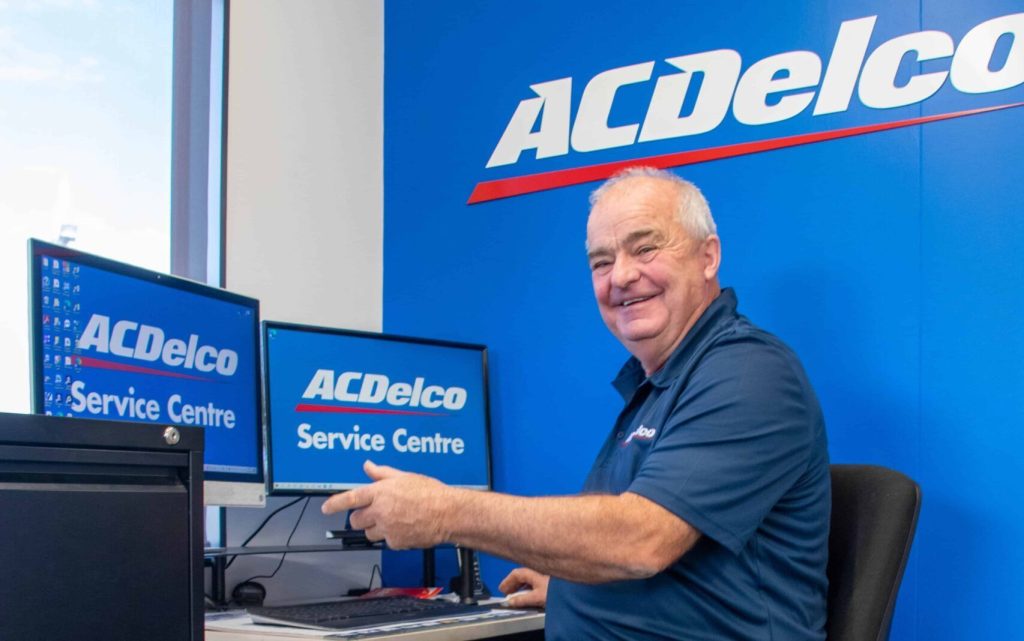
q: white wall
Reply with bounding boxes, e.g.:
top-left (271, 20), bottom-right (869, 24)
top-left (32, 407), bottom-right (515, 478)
top-left (223, 0), bottom-right (383, 604)
top-left (225, 0), bottom-right (383, 331)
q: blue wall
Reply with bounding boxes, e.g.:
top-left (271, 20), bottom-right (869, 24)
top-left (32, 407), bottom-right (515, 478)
top-left (383, 1), bottom-right (1024, 637)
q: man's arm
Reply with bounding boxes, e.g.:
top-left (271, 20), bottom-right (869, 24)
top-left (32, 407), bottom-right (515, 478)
top-left (321, 461), bottom-right (700, 584)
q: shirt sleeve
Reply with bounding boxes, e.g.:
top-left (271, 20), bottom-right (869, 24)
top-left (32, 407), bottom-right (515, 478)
top-left (628, 337), bottom-right (817, 555)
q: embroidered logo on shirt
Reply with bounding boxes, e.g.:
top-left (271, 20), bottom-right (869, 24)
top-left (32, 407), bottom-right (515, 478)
top-left (623, 424), bottom-right (657, 446)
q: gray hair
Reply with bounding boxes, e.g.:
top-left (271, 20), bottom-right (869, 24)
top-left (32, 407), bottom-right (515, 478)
top-left (589, 167), bottom-right (717, 241)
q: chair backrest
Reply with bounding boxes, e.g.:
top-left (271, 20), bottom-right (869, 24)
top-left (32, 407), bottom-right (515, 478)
top-left (827, 464), bottom-right (921, 641)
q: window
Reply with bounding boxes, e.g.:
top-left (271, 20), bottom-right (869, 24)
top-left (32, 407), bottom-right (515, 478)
top-left (0, 0), bottom-right (223, 413)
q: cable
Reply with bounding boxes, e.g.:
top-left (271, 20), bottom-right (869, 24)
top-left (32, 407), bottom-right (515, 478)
top-left (368, 563), bottom-right (383, 591)
top-left (238, 497), bottom-right (311, 584)
top-left (237, 496), bottom-right (305, 548)
top-left (224, 496), bottom-right (304, 569)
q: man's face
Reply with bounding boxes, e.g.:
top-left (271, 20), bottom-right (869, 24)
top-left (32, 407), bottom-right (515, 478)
top-left (586, 177), bottom-right (720, 373)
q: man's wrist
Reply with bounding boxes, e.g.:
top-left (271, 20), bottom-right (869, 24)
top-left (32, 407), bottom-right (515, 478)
top-left (438, 483), bottom-right (473, 544)
top-left (438, 484), bottom-right (466, 545)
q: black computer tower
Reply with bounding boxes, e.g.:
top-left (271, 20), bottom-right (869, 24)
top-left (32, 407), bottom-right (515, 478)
top-left (0, 412), bottom-right (204, 641)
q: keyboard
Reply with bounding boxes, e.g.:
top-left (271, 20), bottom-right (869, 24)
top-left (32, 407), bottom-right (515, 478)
top-left (247, 595), bottom-right (485, 630)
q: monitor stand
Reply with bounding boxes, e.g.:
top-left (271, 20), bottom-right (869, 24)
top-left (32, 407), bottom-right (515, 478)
top-left (457, 546), bottom-right (478, 604)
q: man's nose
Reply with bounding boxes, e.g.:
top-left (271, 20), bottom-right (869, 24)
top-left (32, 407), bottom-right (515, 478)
top-left (610, 255), bottom-right (640, 288)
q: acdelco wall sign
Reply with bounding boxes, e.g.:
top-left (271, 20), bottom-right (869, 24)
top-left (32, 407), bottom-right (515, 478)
top-left (469, 12), bottom-right (1024, 203)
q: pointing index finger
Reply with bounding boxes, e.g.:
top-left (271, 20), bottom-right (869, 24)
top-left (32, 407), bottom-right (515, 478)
top-left (321, 486), bottom-right (373, 515)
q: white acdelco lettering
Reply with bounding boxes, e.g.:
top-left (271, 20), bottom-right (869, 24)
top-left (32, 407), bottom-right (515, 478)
top-left (302, 369), bottom-right (468, 411)
top-left (486, 78), bottom-right (572, 168)
top-left (858, 30), bottom-right (954, 109)
top-left (571, 62), bottom-right (654, 152)
top-left (639, 50), bottom-right (742, 141)
top-left (486, 12), bottom-right (1024, 168)
top-left (76, 314), bottom-right (239, 376)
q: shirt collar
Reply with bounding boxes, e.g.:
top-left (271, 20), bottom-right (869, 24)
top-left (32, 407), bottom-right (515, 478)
top-left (612, 288), bottom-right (738, 400)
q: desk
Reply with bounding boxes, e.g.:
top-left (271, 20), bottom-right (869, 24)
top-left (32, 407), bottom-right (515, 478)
top-left (205, 608), bottom-right (544, 641)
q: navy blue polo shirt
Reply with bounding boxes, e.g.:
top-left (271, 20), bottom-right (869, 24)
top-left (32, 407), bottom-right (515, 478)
top-left (546, 288), bottom-right (830, 641)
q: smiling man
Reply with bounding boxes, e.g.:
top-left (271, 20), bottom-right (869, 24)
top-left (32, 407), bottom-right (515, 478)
top-left (323, 167), bottom-right (831, 641)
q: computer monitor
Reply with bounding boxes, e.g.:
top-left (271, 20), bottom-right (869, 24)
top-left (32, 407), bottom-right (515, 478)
top-left (28, 239), bottom-right (266, 507)
top-left (262, 321), bottom-right (492, 494)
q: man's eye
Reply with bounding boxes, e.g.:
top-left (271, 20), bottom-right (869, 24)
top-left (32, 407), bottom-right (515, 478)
top-left (591, 260), bottom-right (611, 271)
top-left (637, 245), bottom-right (657, 255)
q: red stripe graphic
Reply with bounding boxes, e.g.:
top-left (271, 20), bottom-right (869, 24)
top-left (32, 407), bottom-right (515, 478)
top-left (467, 102), bottom-right (1024, 204)
top-left (79, 356), bottom-right (213, 382)
top-left (295, 403), bottom-right (448, 417)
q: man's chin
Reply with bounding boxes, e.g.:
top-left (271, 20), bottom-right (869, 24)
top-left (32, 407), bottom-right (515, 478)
top-left (616, 321), bottom-right (664, 344)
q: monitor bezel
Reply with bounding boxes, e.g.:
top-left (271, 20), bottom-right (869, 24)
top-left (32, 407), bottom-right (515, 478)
top-left (261, 320), bottom-right (494, 496)
top-left (27, 238), bottom-right (265, 488)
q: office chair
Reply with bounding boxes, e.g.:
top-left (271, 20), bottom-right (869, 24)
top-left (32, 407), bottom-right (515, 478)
top-left (826, 464), bottom-right (921, 641)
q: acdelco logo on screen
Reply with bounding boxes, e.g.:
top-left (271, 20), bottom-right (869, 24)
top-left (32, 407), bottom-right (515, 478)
top-left (302, 369), bottom-right (468, 411)
top-left (76, 313), bottom-right (239, 376)
top-left (470, 12), bottom-right (1024, 202)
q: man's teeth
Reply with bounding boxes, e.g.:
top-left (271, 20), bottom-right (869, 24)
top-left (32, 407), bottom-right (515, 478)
top-left (622, 297), bottom-right (650, 307)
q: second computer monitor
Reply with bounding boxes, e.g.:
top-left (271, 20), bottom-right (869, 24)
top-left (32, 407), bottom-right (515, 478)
top-left (263, 322), bottom-right (492, 493)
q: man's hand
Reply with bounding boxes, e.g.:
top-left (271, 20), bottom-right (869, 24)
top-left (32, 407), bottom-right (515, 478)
top-left (498, 567), bottom-right (549, 609)
top-left (321, 460), bottom-right (455, 549)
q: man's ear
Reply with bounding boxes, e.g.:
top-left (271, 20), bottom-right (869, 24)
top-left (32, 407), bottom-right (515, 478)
top-left (702, 235), bottom-right (721, 280)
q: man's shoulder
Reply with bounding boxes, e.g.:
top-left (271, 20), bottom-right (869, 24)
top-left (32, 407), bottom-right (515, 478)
top-left (698, 315), bottom-right (806, 379)
top-left (681, 317), bottom-right (823, 426)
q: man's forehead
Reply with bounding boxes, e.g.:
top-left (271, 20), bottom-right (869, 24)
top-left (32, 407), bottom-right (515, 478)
top-left (587, 225), bottom-right (661, 251)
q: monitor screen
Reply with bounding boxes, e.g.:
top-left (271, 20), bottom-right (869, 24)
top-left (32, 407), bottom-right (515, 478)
top-left (263, 322), bottom-right (492, 494)
top-left (28, 239), bottom-right (265, 506)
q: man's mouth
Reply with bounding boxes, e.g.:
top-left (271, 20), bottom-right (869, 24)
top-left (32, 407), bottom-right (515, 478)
top-left (621, 296), bottom-right (653, 307)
